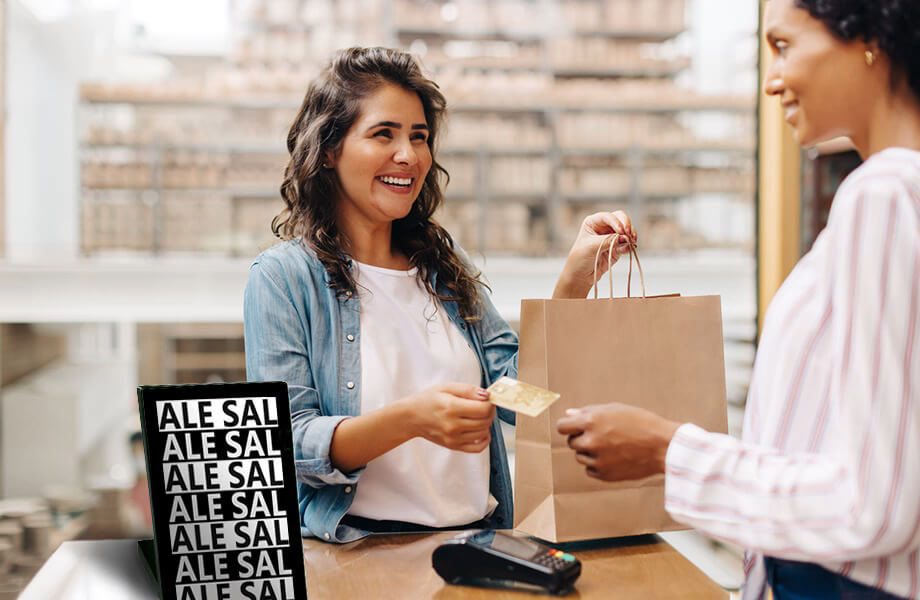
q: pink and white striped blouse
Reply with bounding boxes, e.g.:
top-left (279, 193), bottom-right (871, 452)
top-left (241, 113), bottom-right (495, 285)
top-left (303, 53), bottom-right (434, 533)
top-left (664, 147), bottom-right (920, 599)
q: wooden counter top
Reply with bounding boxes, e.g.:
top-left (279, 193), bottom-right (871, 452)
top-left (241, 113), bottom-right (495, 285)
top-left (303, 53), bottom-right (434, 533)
top-left (303, 531), bottom-right (729, 599)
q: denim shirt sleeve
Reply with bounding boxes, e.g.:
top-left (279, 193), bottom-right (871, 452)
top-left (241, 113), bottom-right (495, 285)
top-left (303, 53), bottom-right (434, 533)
top-left (474, 284), bottom-right (519, 425)
top-left (453, 246), bottom-right (520, 425)
top-left (243, 256), bottom-right (361, 488)
top-left (475, 283), bottom-right (519, 381)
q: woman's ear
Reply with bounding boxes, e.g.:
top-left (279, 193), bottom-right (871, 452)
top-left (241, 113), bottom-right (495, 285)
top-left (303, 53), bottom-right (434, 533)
top-left (864, 40), bottom-right (882, 68)
top-left (323, 150), bottom-right (336, 169)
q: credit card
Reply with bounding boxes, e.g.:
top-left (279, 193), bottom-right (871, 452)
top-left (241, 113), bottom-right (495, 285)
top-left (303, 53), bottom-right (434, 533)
top-left (486, 376), bottom-right (561, 417)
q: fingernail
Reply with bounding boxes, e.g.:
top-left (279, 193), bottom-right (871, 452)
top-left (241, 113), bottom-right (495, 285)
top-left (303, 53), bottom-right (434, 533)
top-left (565, 408), bottom-right (580, 416)
top-left (477, 389), bottom-right (489, 398)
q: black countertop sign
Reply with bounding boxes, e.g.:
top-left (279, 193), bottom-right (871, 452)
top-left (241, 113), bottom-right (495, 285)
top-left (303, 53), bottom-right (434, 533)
top-left (138, 382), bottom-right (306, 600)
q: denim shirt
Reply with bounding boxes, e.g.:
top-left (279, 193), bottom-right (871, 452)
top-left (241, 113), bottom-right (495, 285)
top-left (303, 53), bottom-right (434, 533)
top-left (243, 239), bottom-right (518, 543)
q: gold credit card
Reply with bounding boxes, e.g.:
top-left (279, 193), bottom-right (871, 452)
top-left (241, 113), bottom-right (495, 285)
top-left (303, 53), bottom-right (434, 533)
top-left (486, 376), bottom-right (561, 417)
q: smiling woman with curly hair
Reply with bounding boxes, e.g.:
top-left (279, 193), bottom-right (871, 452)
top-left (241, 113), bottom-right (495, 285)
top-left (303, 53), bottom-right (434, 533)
top-left (244, 47), bottom-right (637, 544)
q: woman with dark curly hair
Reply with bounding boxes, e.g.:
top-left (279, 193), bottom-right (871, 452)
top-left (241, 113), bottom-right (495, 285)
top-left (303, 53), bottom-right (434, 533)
top-left (556, 0), bottom-right (920, 598)
top-left (244, 47), bottom-right (636, 544)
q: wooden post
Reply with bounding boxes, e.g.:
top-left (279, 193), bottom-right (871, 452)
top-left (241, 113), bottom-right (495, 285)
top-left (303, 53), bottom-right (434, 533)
top-left (757, 0), bottom-right (802, 335)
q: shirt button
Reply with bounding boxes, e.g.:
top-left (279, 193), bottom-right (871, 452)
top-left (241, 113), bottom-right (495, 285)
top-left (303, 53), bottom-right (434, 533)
top-left (324, 533), bottom-right (331, 540)
top-left (344, 486), bottom-right (352, 493)
top-left (346, 381), bottom-right (355, 389)
top-left (346, 334), bottom-right (355, 342)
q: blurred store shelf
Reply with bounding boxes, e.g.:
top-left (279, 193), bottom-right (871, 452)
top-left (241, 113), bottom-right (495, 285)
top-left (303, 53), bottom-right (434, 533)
top-left (0, 251), bottom-right (754, 323)
top-left (0, 258), bottom-right (250, 323)
top-left (0, 251), bottom-right (755, 416)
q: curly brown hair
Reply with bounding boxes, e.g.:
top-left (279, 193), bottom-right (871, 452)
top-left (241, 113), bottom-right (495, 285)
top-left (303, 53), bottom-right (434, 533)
top-left (272, 46), bottom-right (485, 321)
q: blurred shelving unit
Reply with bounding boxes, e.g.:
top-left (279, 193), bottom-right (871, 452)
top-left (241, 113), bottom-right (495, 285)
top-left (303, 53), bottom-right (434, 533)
top-left (76, 0), bottom-right (757, 259)
top-left (77, 94), bottom-right (294, 257)
top-left (137, 322), bottom-right (246, 386)
top-left (390, 0), bottom-right (756, 254)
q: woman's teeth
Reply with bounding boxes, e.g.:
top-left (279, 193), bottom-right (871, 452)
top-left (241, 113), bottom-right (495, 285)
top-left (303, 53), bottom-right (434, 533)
top-left (378, 176), bottom-right (412, 187)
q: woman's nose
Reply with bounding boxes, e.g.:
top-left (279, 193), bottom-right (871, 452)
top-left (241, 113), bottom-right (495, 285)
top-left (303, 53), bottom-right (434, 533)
top-left (763, 61), bottom-right (784, 97)
top-left (394, 140), bottom-right (418, 166)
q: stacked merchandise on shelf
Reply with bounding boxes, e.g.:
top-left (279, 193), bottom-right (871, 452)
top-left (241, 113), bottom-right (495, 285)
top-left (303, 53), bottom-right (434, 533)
top-left (405, 0), bottom-right (757, 253)
top-left (0, 494), bottom-right (94, 599)
top-left (137, 323), bottom-right (247, 386)
top-left (78, 0), bottom-right (756, 257)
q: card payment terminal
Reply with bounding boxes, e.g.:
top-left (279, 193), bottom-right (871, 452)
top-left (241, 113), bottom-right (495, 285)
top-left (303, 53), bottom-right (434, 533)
top-left (432, 530), bottom-right (581, 595)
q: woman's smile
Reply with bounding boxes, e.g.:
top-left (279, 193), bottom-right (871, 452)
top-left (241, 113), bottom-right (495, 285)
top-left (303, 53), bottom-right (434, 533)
top-left (375, 174), bottom-right (416, 194)
top-left (783, 101), bottom-right (800, 124)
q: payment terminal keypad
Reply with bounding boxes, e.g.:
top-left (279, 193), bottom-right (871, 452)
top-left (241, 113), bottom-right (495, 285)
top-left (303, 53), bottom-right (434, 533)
top-left (535, 549), bottom-right (576, 571)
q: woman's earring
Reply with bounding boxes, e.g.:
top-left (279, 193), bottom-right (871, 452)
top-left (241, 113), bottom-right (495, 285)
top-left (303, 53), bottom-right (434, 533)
top-left (865, 50), bottom-right (876, 67)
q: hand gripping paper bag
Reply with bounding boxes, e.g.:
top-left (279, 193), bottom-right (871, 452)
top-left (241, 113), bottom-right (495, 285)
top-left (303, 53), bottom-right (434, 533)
top-left (513, 238), bottom-right (729, 542)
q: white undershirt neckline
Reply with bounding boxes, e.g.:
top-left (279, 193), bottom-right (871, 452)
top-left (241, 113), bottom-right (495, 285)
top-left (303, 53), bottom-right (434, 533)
top-left (346, 260), bottom-right (496, 526)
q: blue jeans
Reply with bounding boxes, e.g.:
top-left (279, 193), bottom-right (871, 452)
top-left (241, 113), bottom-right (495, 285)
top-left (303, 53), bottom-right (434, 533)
top-left (765, 557), bottom-right (908, 600)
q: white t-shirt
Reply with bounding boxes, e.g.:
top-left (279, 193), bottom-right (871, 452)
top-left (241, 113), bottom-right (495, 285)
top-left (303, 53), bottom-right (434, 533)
top-left (346, 261), bottom-right (496, 526)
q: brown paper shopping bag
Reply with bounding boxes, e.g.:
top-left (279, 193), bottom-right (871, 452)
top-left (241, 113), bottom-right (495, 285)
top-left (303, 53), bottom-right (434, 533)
top-left (513, 239), bottom-right (728, 542)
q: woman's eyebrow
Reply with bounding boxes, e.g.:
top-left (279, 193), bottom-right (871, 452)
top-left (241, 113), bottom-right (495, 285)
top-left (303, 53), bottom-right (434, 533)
top-left (366, 121), bottom-right (429, 131)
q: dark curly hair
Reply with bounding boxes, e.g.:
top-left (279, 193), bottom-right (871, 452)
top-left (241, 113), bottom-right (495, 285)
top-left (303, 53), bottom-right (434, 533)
top-left (273, 47), bottom-right (486, 321)
top-left (794, 0), bottom-right (920, 100)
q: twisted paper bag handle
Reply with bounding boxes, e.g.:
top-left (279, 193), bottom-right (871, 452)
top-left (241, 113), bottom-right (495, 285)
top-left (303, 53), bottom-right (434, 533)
top-left (591, 234), bottom-right (646, 300)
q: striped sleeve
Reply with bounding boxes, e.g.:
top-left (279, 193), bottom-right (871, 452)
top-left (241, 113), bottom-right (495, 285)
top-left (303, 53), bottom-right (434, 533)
top-left (664, 172), bottom-right (920, 562)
